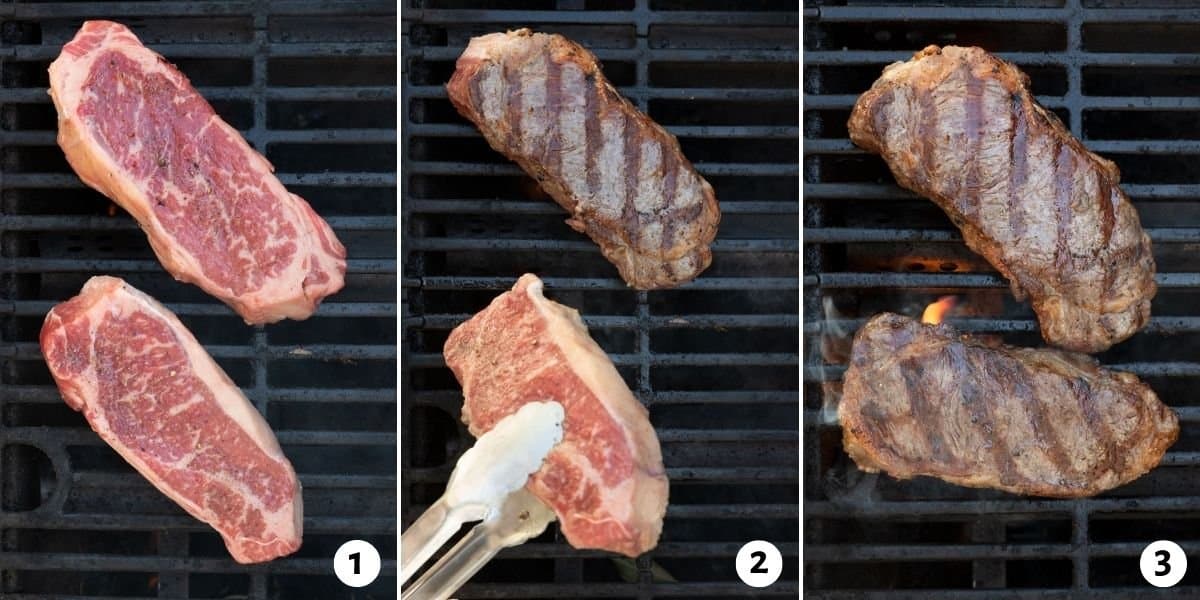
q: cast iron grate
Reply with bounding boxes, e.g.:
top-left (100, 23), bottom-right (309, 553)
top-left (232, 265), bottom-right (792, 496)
top-left (0, 2), bottom-right (397, 599)
top-left (806, 0), bottom-right (1200, 597)
top-left (402, 0), bottom-right (799, 597)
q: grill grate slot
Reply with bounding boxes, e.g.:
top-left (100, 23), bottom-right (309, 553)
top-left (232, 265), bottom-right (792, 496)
top-left (806, 0), bottom-right (1200, 596)
top-left (403, 1), bottom-right (798, 598)
top-left (0, 2), bottom-right (397, 598)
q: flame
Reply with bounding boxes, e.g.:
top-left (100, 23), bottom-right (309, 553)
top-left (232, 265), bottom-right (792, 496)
top-left (921, 295), bottom-right (958, 325)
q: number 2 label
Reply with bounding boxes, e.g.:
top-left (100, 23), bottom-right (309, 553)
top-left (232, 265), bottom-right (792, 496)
top-left (736, 540), bottom-right (782, 588)
top-left (749, 550), bottom-right (769, 574)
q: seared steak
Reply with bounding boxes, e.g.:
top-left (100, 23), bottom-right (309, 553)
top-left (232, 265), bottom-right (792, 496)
top-left (839, 313), bottom-right (1178, 498)
top-left (447, 29), bottom-right (720, 290)
top-left (848, 46), bottom-right (1155, 353)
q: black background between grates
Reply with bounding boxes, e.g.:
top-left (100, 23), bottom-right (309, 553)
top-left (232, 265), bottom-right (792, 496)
top-left (0, 2), bottom-right (397, 599)
top-left (806, 0), bottom-right (1200, 598)
top-left (402, 0), bottom-right (799, 598)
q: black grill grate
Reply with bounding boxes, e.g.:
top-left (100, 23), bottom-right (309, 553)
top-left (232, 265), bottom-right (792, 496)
top-left (0, 2), bottom-right (397, 599)
top-left (402, 1), bottom-right (799, 597)
top-left (806, 0), bottom-right (1200, 596)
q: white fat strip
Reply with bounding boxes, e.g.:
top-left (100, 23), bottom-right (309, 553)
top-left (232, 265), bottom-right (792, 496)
top-left (568, 453), bottom-right (636, 527)
top-left (165, 392), bottom-right (206, 418)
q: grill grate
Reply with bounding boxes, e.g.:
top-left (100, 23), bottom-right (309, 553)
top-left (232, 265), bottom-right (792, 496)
top-left (402, 1), bottom-right (799, 597)
top-left (0, 2), bottom-right (397, 599)
top-left (806, 0), bottom-right (1200, 596)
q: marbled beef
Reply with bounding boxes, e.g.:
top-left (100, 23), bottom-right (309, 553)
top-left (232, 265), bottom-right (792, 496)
top-left (41, 276), bottom-right (303, 563)
top-left (444, 274), bottom-right (668, 557)
top-left (49, 21), bottom-right (345, 324)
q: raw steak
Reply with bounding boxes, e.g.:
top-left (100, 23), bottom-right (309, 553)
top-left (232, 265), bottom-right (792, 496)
top-left (49, 21), bottom-right (346, 324)
top-left (41, 276), bottom-right (303, 563)
top-left (447, 29), bottom-right (721, 290)
top-left (443, 274), bottom-right (668, 557)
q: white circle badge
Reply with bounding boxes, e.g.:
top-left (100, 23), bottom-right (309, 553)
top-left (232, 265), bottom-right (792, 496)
top-left (334, 539), bottom-right (382, 588)
top-left (736, 539), bottom-right (783, 588)
top-left (1141, 540), bottom-right (1186, 588)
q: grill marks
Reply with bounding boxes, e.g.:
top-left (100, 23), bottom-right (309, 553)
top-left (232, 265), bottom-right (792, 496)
top-left (947, 345), bottom-right (1019, 485)
top-left (583, 76), bottom-right (603, 203)
top-left (848, 45), bottom-right (1156, 352)
top-left (1011, 361), bottom-right (1076, 483)
top-left (917, 86), bottom-right (941, 191)
top-left (505, 59), bottom-right (526, 150)
top-left (839, 314), bottom-right (1177, 498)
top-left (621, 114), bottom-right (641, 241)
top-left (447, 29), bottom-right (719, 289)
top-left (961, 65), bottom-right (984, 219)
top-left (543, 53), bottom-right (564, 180)
top-left (1099, 175), bottom-right (1117, 242)
top-left (1008, 93), bottom-right (1028, 239)
top-left (898, 358), bottom-right (955, 469)
top-left (1053, 141), bottom-right (1074, 272)
top-left (659, 148), bottom-right (681, 252)
top-left (1072, 377), bottom-right (1126, 476)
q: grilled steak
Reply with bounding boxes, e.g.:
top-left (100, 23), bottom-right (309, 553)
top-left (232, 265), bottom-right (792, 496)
top-left (447, 29), bottom-right (720, 290)
top-left (839, 313), bottom-right (1178, 498)
top-left (444, 274), bottom-right (668, 557)
top-left (41, 277), bottom-right (303, 563)
top-left (49, 21), bottom-right (346, 324)
top-left (848, 46), bottom-right (1155, 353)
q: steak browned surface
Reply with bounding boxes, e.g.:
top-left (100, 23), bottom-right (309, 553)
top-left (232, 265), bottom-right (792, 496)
top-left (848, 46), bottom-right (1155, 353)
top-left (839, 313), bottom-right (1178, 498)
top-left (447, 29), bottom-right (720, 290)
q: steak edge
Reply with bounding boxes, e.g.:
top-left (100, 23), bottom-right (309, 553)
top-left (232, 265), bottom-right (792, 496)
top-left (443, 274), bottom-right (668, 557)
top-left (49, 21), bottom-right (346, 324)
top-left (839, 313), bottom-right (1178, 498)
top-left (447, 29), bottom-right (720, 290)
top-left (848, 46), bottom-right (1156, 353)
top-left (41, 276), bottom-right (303, 563)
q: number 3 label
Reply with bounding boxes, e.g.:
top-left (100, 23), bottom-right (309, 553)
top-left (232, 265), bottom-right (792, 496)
top-left (736, 540), bottom-right (782, 588)
top-left (1141, 540), bottom-right (1186, 588)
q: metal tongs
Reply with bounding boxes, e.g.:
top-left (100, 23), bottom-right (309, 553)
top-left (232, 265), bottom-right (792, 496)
top-left (400, 401), bottom-right (564, 600)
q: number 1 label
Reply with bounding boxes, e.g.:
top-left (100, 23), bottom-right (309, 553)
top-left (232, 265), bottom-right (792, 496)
top-left (334, 540), bottom-right (381, 588)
